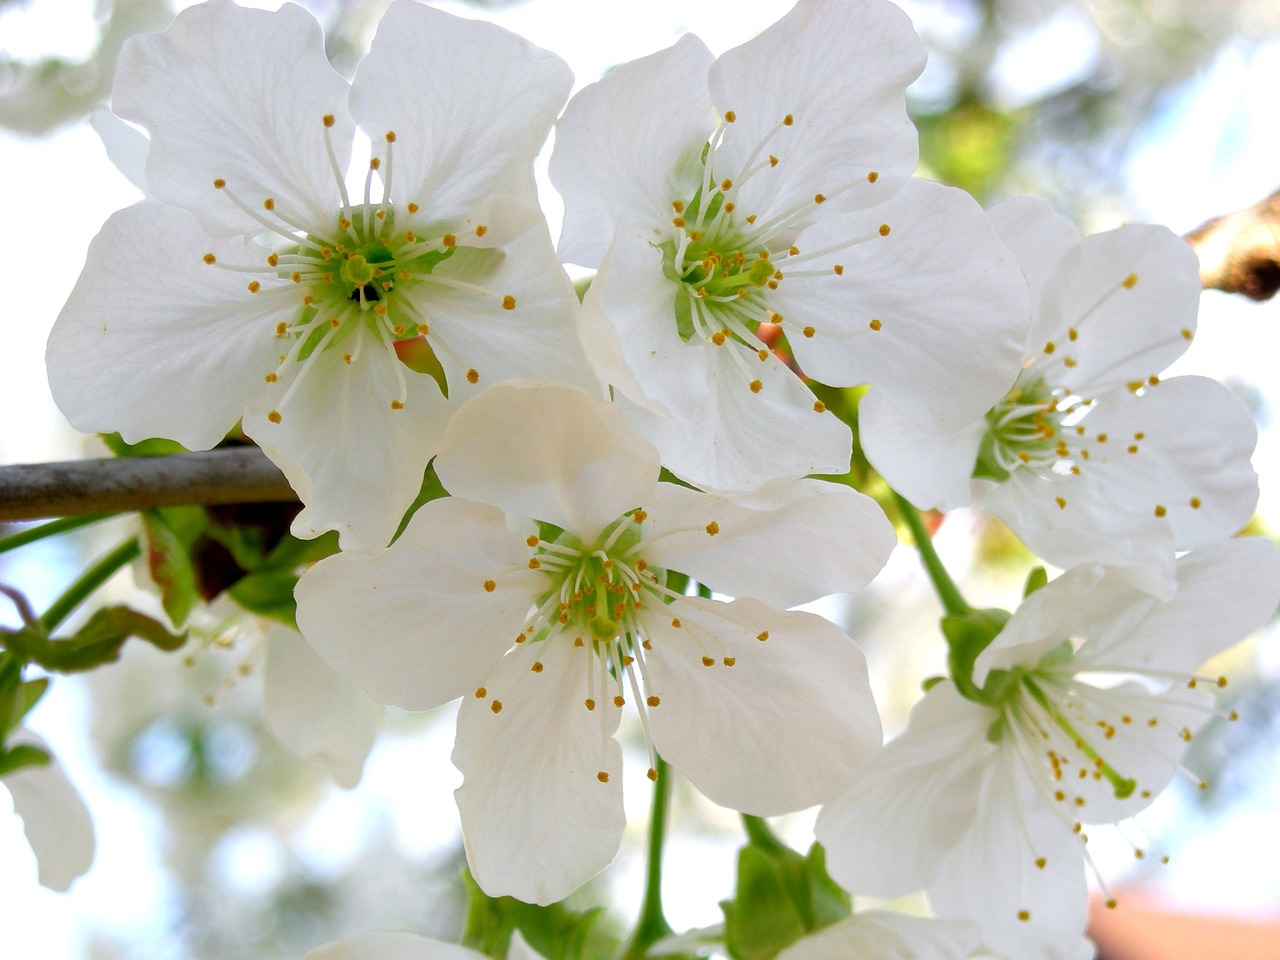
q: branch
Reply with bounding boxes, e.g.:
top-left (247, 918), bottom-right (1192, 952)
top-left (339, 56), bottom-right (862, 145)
top-left (0, 448), bottom-right (296, 522)
top-left (1186, 188), bottom-right (1280, 301)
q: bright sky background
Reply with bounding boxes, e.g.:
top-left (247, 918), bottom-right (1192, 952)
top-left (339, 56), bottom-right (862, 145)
top-left (2, 1), bottom-right (1280, 957)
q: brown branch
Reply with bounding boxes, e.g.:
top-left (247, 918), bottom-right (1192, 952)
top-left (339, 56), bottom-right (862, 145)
top-left (0, 448), bottom-right (296, 523)
top-left (1186, 188), bottom-right (1280, 301)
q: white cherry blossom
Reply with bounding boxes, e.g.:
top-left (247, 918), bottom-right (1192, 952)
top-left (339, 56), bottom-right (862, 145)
top-left (47, 0), bottom-right (592, 553)
top-left (2, 730), bottom-right (94, 892)
top-left (861, 197), bottom-right (1258, 589)
top-left (551, 0), bottom-right (1028, 492)
top-left (816, 537), bottom-right (1280, 960)
top-left (296, 383), bottom-right (894, 905)
top-left (300, 930), bottom-right (543, 960)
top-left (777, 910), bottom-right (979, 960)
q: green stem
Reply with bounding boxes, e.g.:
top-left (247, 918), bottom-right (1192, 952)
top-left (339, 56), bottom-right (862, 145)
top-left (892, 492), bottom-right (970, 617)
top-left (39, 538), bottom-right (141, 634)
top-left (620, 755), bottom-right (675, 960)
top-left (0, 513), bottom-right (117, 557)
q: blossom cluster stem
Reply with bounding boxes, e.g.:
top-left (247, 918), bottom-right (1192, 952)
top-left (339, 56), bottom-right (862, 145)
top-left (39, 538), bottom-right (141, 633)
top-left (0, 513), bottom-right (118, 556)
top-left (891, 492), bottom-right (971, 617)
top-left (0, 448), bottom-right (295, 522)
top-left (621, 755), bottom-right (676, 960)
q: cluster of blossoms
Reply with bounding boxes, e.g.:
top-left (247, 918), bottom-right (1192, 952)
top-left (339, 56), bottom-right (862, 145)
top-left (25, 0), bottom-right (1278, 959)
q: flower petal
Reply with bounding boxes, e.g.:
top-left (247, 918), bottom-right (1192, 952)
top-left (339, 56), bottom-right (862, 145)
top-left (778, 911), bottom-right (980, 960)
top-left (816, 682), bottom-right (989, 898)
top-left (47, 202), bottom-right (282, 450)
top-left (435, 383), bottom-right (659, 540)
top-left (988, 195), bottom-right (1081, 308)
top-left (453, 637), bottom-right (624, 905)
top-left (618, 346), bottom-right (853, 494)
top-left (243, 334), bottom-right (452, 553)
top-left (352, 0), bottom-right (571, 246)
top-left (403, 224), bottom-right (596, 403)
top-left (928, 757), bottom-right (1089, 960)
top-left (301, 932), bottom-right (486, 960)
top-left (262, 624), bottom-right (383, 788)
top-left (295, 497), bottom-right (542, 711)
top-left (4, 731), bottom-right (94, 892)
top-left (552, 33), bottom-right (716, 267)
top-left (642, 596), bottom-right (881, 815)
top-left (640, 479), bottom-right (894, 609)
top-left (114, 0), bottom-right (352, 238)
top-left (858, 388), bottom-right (986, 512)
top-left (782, 180), bottom-right (1028, 430)
top-left (708, 0), bottom-right (924, 221)
top-left (1030, 223), bottom-right (1200, 396)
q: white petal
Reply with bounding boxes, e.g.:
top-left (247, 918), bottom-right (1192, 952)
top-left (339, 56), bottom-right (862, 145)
top-left (453, 638), bottom-right (624, 905)
top-left (262, 625), bottom-right (383, 788)
top-left (782, 180), bottom-right (1028, 431)
top-left (708, 0), bottom-right (924, 221)
top-left (404, 225), bottom-right (596, 403)
top-left (243, 336), bottom-right (452, 553)
top-left (641, 597), bottom-right (881, 815)
top-left (295, 498), bottom-right (543, 711)
top-left (114, 0), bottom-right (352, 238)
top-left (858, 389), bottom-right (985, 512)
top-left (987, 196), bottom-right (1080, 307)
top-left (352, 1), bottom-right (571, 247)
top-left (1031, 223), bottom-right (1200, 396)
top-left (89, 106), bottom-right (150, 195)
top-left (4, 732), bottom-right (94, 892)
top-left (435, 383), bottom-right (658, 540)
top-left (640, 480), bottom-right (894, 609)
top-left (816, 682), bottom-right (989, 899)
top-left (552, 34), bottom-right (716, 267)
top-left (929, 758), bottom-right (1088, 960)
top-left (301, 931), bottom-right (485, 960)
top-left (1073, 537), bottom-right (1280, 677)
top-left (47, 202), bottom-right (282, 450)
top-left (618, 347), bottom-right (853, 494)
top-left (506, 932), bottom-right (547, 960)
top-left (778, 911), bottom-right (980, 960)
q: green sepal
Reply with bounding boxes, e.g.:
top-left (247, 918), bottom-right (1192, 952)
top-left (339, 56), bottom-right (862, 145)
top-left (921, 674), bottom-right (946, 692)
top-left (459, 870), bottom-right (618, 960)
top-left (141, 506), bottom-right (207, 628)
top-left (227, 570), bottom-right (302, 628)
top-left (720, 824), bottom-right (851, 960)
top-left (2, 605), bottom-right (186, 673)
top-left (99, 432), bottom-right (187, 458)
top-left (389, 461), bottom-right (449, 546)
top-left (1022, 566), bottom-right (1049, 598)
top-left (0, 742), bottom-right (51, 777)
top-left (971, 427), bottom-right (1011, 483)
top-left (941, 606), bottom-right (1011, 705)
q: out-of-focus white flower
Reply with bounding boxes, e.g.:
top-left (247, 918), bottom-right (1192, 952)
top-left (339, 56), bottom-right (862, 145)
top-left (816, 537), bottom-right (1280, 960)
top-left (2, 730), bottom-right (94, 892)
top-left (777, 910), bottom-right (979, 960)
top-left (551, 0), bottom-right (1028, 492)
top-left (297, 382), bottom-right (894, 905)
top-left (301, 929), bottom-right (543, 960)
top-left (862, 197), bottom-right (1258, 592)
top-left (47, 0), bottom-right (592, 553)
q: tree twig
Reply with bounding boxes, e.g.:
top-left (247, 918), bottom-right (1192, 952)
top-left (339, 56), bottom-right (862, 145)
top-left (1186, 187), bottom-right (1280, 301)
top-left (0, 448), bottom-right (296, 522)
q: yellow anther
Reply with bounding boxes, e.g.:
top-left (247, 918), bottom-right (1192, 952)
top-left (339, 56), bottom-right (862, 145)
top-left (475, 224), bottom-right (488, 237)
top-left (869, 319), bottom-right (883, 331)
top-left (474, 686), bottom-right (486, 698)
top-left (745, 214), bottom-right (758, 224)
top-left (705, 521), bottom-right (720, 536)
top-left (867, 171), bottom-right (879, 183)
top-left (1056, 497), bottom-right (1067, 510)
top-left (647, 767), bottom-right (659, 781)
top-left (802, 326), bottom-right (816, 338)
top-left (647, 696), bottom-right (660, 707)
top-left (267, 410), bottom-right (282, 423)
top-left (528, 557), bottom-right (540, 569)
top-left (814, 193), bottom-right (827, 204)
top-left (1122, 272), bottom-right (1138, 289)
top-left (275, 322), bottom-right (287, 336)
top-left (385, 130), bottom-right (396, 143)
top-left (1154, 504), bottom-right (1167, 518)
top-left (322, 114), bottom-right (335, 128)
top-left (266, 253), bottom-right (279, 267)
top-left (721, 178), bottom-right (733, 191)
top-left (878, 224), bottom-right (890, 237)
top-left (783, 114), bottom-right (794, 125)
top-left (757, 348), bottom-right (769, 361)
top-left (263, 198), bottom-right (275, 211)
top-left (613, 695), bottom-right (624, 708)
top-left (213, 178), bottom-right (226, 189)
top-left (768, 155), bottom-right (778, 167)
top-left (202, 253), bottom-right (217, 265)
top-left (502, 295), bottom-right (516, 310)
top-left (813, 400), bottom-right (826, 413)
top-left (757, 631), bottom-right (769, 642)
top-left (833, 264), bottom-right (844, 275)
top-left (467, 369), bottom-right (480, 384)
top-left (723, 657), bottom-right (736, 666)
top-left (490, 700), bottom-right (503, 714)
top-left (442, 233), bottom-right (456, 248)
top-left (1017, 910), bottom-right (1030, 922)
top-left (672, 217), bottom-right (686, 228)
top-left (531, 661), bottom-right (544, 673)
top-left (597, 771), bottom-right (610, 783)
top-left (724, 110), bottom-right (736, 122)
top-left (264, 372), bottom-right (278, 383)
top-left (369, 157), bottom-right (381, 170)
top-left (390, 400), bottom-right (404, 410)
top-left (671, 617), bottom-right (682, 628)
top-left (1181, 328), bottom-right (1193, 341)
top-left (749, 379), bottom-right (763, 393)
top-left (406, 202), bottom-right (419, 214)
top-left (1035, 857), bottom-right (1047, 869)
top-left (1044, 341), bottom-right (1056, 354)
top-left (701, 656), bottom-right (715, 667)
top-left (483, 580), bottom-right (496, 593)
top-left (724, 202), bottom-right (736, 213)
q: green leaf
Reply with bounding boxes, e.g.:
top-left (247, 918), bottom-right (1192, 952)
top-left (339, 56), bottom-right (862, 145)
top-left (805, 843), bottom-right (851, 931)
top-left (227, 570), bottom-right (301, 628)
top-left (4, 605), bottom-right (185, 673)
top-left (99, 432), bottom-right (187, 458)
top-left (459, 871), bottom-right (618, 960)
top-left (141, 508), bottom-right (207, 628)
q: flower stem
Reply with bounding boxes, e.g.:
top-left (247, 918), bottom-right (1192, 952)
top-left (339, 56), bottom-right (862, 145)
top-left (0, 513), bottom-right (117, 556)
top-left (621, 755), bottom-right (675, 960)
top-left (39, 538), bottom-right (141, 634)
top-left (891, 492), bottom-right (970, 617)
